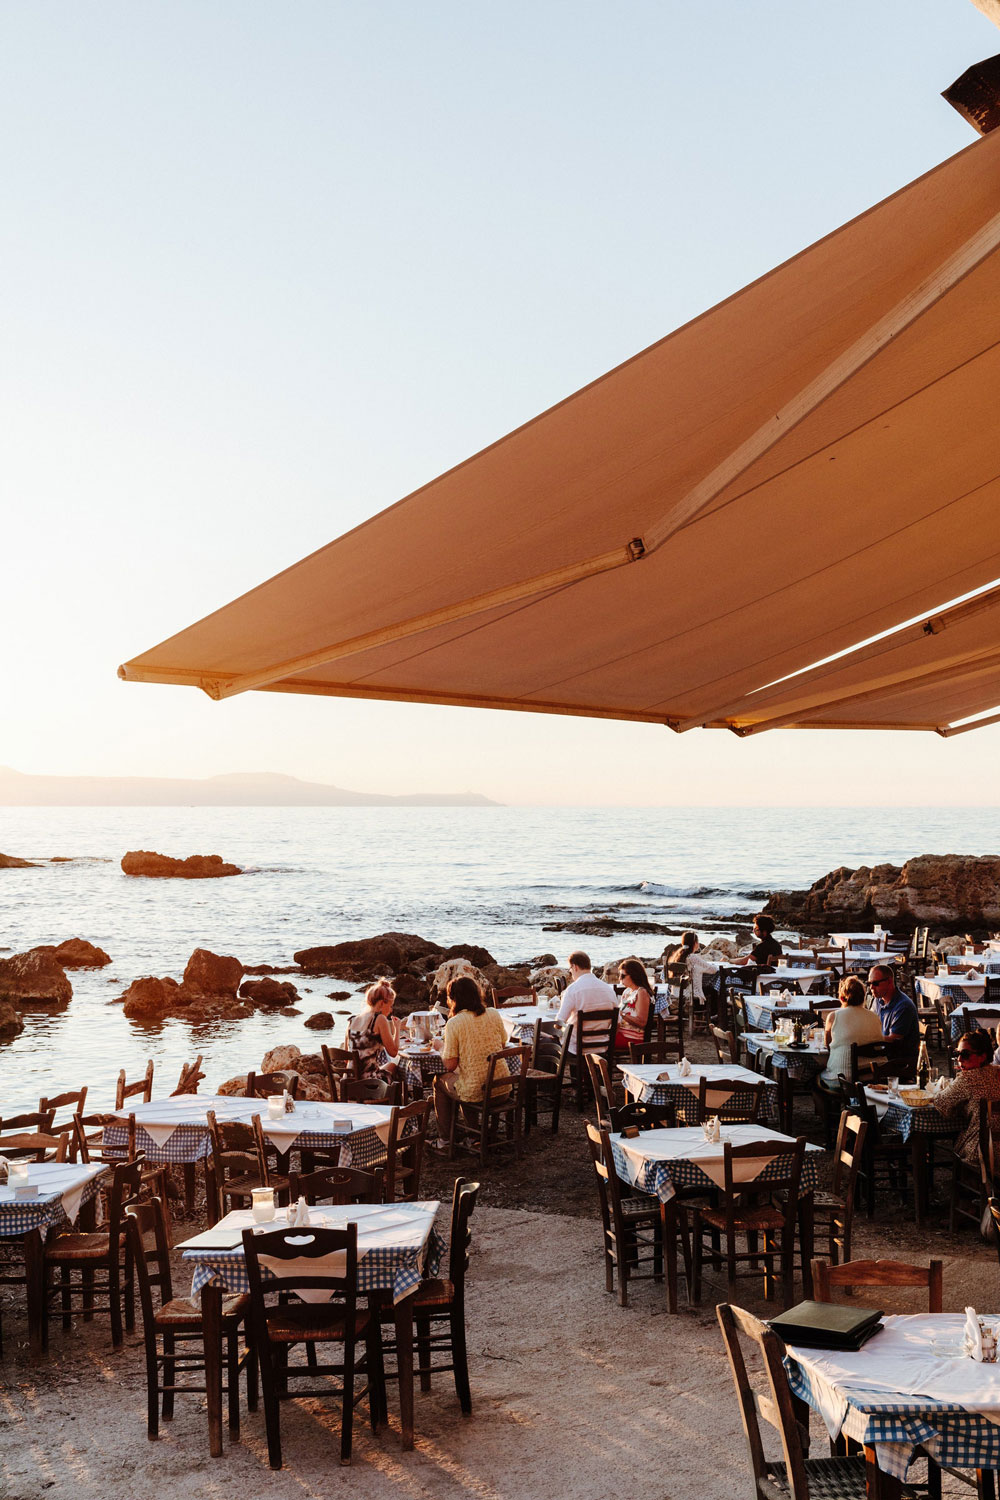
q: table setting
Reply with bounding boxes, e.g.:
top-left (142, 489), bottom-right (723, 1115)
top-left (915, 973), bottom-right (988, 1005)
top-left (742, 1026), bottom-right (830, 1081)
top-left (0, 1160), bottom-right (108, 1238)
top-left (617, 1060), bottom-right (780, 1122)
top-left (948, 1002), bottom-right (1000, 1042)
top-left (754, 967), bottom-right (833, 996)
top-left (607, 1121), bottom-right (822, 1204)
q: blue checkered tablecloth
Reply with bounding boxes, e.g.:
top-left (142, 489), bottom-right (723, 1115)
top-left (743, 1033), bottom-right (828, 1082)
top-left (0, 1163), bottom-right (107, 1237)
top-left (950, 1004), bottom-right (1000, 1042)
top-left (609, 1125), bottom-right (821, 1203)
top-left (745, 997), bottom-right (817, 1030)
top-left (864, 1089), bottom-right (957, 1144)
top-left (618, 1063), bottom-right (779, 1124)
top-left (785, 1315), bottom-right (1000, 1481)
top-left (182, 1202), bottom-right (444, 1304)
top-left (916, 976), bottom-right (987, 1007)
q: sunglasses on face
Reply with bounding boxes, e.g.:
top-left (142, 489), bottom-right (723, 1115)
top-left (954, 1050), bottom-right (979, 1062)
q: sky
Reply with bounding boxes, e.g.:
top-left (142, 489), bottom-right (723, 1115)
top-left (3, 0), bottom-right (1000, 807)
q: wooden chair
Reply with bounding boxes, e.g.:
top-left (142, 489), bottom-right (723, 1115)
top-left (696, 1075), bottom-right (765, 1125)
top-left (286, 1167), bottom-right (382, 1205)
top-left (116, 1060), bottom-right (154, 1111)
top-left (206, 1110), bottom-right (285, 1225)
top-left (38, 1090), bottom-right (87, 1140)
top-left (610, 1100), bottom-right (677, 1132)
top-left (585, 1052), bottom-right (618, 1130)
top-left (811, 1255), bottom-right (943, 1309)
top-left (338, 1077), bottom-right (401, 1105)
top-left (523, 1017), bottom-right (571, 1133)
top-left (320, 1045), bottom-right (359, 1100)
top-left (585, 1124), bottom-right (663, 1308)
top-left (840, 1086), bottom-right (912, 1219)
top-left (657, 993), bottom-right (686, 1060)
top-left (663, 961), bottom-right (696, 1034)
top-left (0, 1118), bottom-right (62, 1161)
top-left (126, 1196), bottom-right (256, 1439)
top-left (245, 1070), bottom-right (300, 1101)
top-left (490, 983), bottom-right (536, 1007)
top-left (377, 1177), bottom-right (479, 1413)
top-left (171, 1057), bottom-right (204, 1095)
top-left (691, 1137), bottom-right (806, 1303)
top-left (710, 1026), bottom-right (739, 1065)
top-left (71, 1110), bottom-right (127, 1166)
top-left (849, 1040), bottom-right (897, 1085)
top-left (950, 1098), bottom-right (999, 1234)
top-left (717, 1301), bottom-right (876, 1500)
top-left (633, 1029), bottom-right (682, 1066)
top-left (811, 1111), bottom-right (867, 1268)
top-left (42, 1158), bottom-right (143, 1348)
top-left (242, 1221), bottom-right (383, 1468)
top-left (566, 1007), bottom-right (619, 1110)
top-left (381, 1098), bottom-right (432, 1201)
top-left (987, 977), bottom-right (1000, 1003)
top-left (83, 1111), bottom-right (170, 1211)
top-left (449, 1047), bottom-right (529, 1164)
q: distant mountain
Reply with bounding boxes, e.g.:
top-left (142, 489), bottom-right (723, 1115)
top-left (0, 767), bottom-right (501, 808)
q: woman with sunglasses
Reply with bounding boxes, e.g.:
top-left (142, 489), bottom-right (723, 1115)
top-left (933, 1028), bottom-right (1000, 1165)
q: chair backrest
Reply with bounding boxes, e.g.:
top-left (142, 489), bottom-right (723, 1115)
top-left (447, 1177), bottom-right (481, 1297)
top-left (245, 1070), bottom-right (299, 1101)
top-left (722, 1138), bottom-right (805, 1224)
top-left (710, 1026), bottom-right (739, 1065)
top-left (830, 1110), bottom-right (868, 1204)
top-left (610, 1100), bottom-right (676, 1131)
top-left (529, 1017), bottom-right (572, 1093)
top-left (697, 1076), bottom-right (765, 1125)
top-left (382, 1097), bottom-right (432, 1201)
top-left (987, 976), bottom-right (1000, 1002)
top-left (115, 1060), bottom-right (154, 1111)
top-left (716, 1302), bottom-right (812, 1500)
top-left (585, 1123), bottom-right (632, 1233)
top-left (483, 1046), bottom-right (529, 1117)
top-left (663, 962), bottom-right (690, 1000)
top-left (171, 1056), bottom-right (204, 1095)
top-left (206, 1109), bottom-right (268, 1185)
top-left (242, 1222), bottom-right (359, 1322)
top-left (811, 1256), bottom-right (943, 1311)
top-left (38, 1090), bottom-right (87, 1134)
top-left (0, 1129), bottom-right (68, 1162)
top-left (850, 1040), bottom-right (892, 1084)
top-left (338, 1077), bottom-right (401, 1105)
top-left (643, 1023), bottom-right (682, 1065)
top-left (287, 1166), bottom-right (383, 1205)
top-left (2, 1109), bottom-right (55, 1134)
top-left (106, 1157), bottom-right (146, 1254)
top-left (571, 1006), bottom-right (618, 1059)
top-left (321, 1044), bottom-right (359, 1099)
top-left (124, 1195), bottom-right (174, 1314)
top-left (584, 1053), bottom-right (616, 1128)
top-left (491, 984), bottom-right (537, 1007)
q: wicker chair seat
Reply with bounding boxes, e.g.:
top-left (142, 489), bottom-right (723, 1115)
top-left (44, 1232), bottom-right (110, 1262)
top-left (265, 1305), bottom-right (370, 1342)
top-left (762, 1454), bottom-right (916, 1498)
top-left (812, 1190), bottom-right (847, 1211)
top-left (411, 1277), bottom-right (454, 1308)
top-left (699, 1204), bottom-right (785, 1233)
top-left (620, 1195), bottom-right (661, 1219)
top-left (156, 1292), bottom-right (250, 1327)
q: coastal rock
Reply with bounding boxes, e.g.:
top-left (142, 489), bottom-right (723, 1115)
top-left (937, 936), bottom-right (968, 955)
top-left (121, 850), bottom-right (242, 879)
top-left (429, 958), bottom-right (487, 999)
top-left (216, 1075), bottom-right (249, 1096)
top-left (378, 932), bottom-right (446, 964)
top-left (530, 964), bottom-right (570, 996)
top-left (279, 1005), bottom-right (302, 1016)
top-left (391, 973), bottom-right (431, 1007)
top-left (526, 953), bottom-right (557, 968)
top-left (183, 948), bottom-right (244, 996)
top-left (764, 854), bottom-right (1000, 934)
top-left (294, 937), bottom-right (404, 977)
top-left (239, 977), bottom-right (299, 1006)
top-left (0, 1000), bottom-right (25, 1037)
top-left (481, 963), bottom-right (531, 992)
top-left (52, 938), bottom-right (112, 968)
top-left (304, 1011), bottom-right (334, 1030)
top-left (297, 1052), bottom-right (328, 1076)
top-left (0, 950), bottom-right (73, 1008)
top-left (0, 851), bottom-right (41, 868)
top-left (260, 1044), bottom-right (302, 1072)
top-left (326, 991), bottom-right (351, 1000)
top-left (243, 963), bottom-right (300, 975)
top-left (541, 917), bottom-right (681, 937)
top-left (441, 943), bottom-right (495, 968)
top-left (121, 976), bottom-right (182, 1020)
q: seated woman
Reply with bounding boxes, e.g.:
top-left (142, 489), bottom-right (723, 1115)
top-left (615, 958), bottom-right (655, 1049)
top-left (934, 1029), bottom-right (1000, 1164)
top-left (432, 975), bottom-right (510, 1146)
top-left (821, 974), bottom-right (883, 1085)
top-left (346, 978), bottom-right (401, 1078)
top-left (666, 931), bottom-right (699, 967)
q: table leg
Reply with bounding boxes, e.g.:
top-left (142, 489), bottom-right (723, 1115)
top-left (911, 1136), bottom-right (928, 1226)
top-left (863, 1443), bottom-right (902, 1498)
top-left (24, 1229), bottom-right (45, 1355)
top-left (393, 1294), bottom-right (416, 1450)
top-left (201, 1284), bottom-right (224, 1458)
top-left (798, 1193), bottom-right (815, 1299)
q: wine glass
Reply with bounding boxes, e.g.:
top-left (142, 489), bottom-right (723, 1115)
top-left (888, 1076), bottom-right (900, 1097)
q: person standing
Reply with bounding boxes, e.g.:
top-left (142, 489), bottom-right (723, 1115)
top-left (867, 963), bottom-right (919, 1077)
top-left (557, 951), bottom-right (617, 1053)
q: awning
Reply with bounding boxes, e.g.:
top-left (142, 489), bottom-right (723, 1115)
top-left (120, 128), bottom-right (1000, 736)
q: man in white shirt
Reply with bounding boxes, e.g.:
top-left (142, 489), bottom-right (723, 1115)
top-left (557, 951), bottom-right (618, 1053)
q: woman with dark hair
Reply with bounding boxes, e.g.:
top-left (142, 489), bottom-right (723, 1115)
top-left (821, 974), bottom-right (883, 1085)
top-left (347, 978), bottom-right (401, 1078)
top-left (667, 932), bottom-right (699, 966)
top-left (432, 974), bottom-right (510, 1145)
top-left (935, 1028), bottom-right (1000, 1164)
top-left (615, 958), bottom-right (654, 1049)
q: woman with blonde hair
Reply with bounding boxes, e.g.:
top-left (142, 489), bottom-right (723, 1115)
top-left (821, 974), bottom-right (883, 1085)
top-left (347, 977), bottom-right (401, 1078)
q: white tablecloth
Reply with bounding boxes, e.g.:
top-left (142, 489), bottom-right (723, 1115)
top-left (915, 975), bottom-right (987, 1005)
top-left (756, 968), bottom-right (832, 995)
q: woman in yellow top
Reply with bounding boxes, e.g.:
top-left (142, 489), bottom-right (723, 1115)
top-left (432, 975), bottom-right (510, 1145)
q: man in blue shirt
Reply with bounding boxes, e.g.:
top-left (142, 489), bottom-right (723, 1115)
top-left (868, 964), bottom-right (919, 1075)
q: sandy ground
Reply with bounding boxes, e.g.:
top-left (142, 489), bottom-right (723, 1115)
top-left (4, 1073), bottom-right (1000, 1499)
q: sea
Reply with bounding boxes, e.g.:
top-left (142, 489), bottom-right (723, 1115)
top-left (2, 803), bottom-right (998, 1114)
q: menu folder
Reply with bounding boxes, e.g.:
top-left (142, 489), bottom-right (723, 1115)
top-left (769, 1300), bottom-right (884, 1351)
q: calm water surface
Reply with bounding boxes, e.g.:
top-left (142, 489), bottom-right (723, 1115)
top-left (2, 804), bottom-right (998, 1112)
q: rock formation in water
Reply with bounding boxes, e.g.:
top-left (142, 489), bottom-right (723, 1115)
top-left (50, 938), bottom-right (111, 968)
top-left (764, 853), bottom-right (1000, 933)
top-left (0, 949), bottom-right (73, 1008)
top-left (0, 1000), bottom-right (25, 1037)
top-left (121, 850), bottom-right (242, 878)
top-left (239, 977), bottom-right (299, 1006)
top-left (0, 851), bottom-right (40, 868)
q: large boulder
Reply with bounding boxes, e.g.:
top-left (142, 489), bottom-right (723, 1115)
top-left (0, 851), bottom-right (40, 868)
top-left (378, 932), bottom-right (446, 964)
top-left (764, 854), bottom-right (1000, 934)
top-left (294, 937), bottom-right (404, 977)
top-left (52, 938), bottom-right (111, 968)
top-left (0, 949), bottom-right (72, 1008)
top-left (429, 958), bottom-right (487, 1000)
top-left (390, 972), bottom-right (431, 1008)
top-left (260, 1044), bottom-right (303, 1072)
top-left (239, 977), bottom-right (299, 1006)
top-left (121, 975), bottom-right (183, 1020)
top-left (121, 850), bottom-right (242, 878)
top-left (530, 964), bottom-right (570, 997)
top-left (441, 942), bottom-right (495, 968)
top-left (183, 948), bottom-right (244, 996)
top-left (304, 1011), bottom-right (334, 1030)
top-left (0, 1000), bottom-right (25, 1037)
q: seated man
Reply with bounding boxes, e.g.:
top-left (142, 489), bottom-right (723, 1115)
top-left (867, 962), bottom-right (919, 1077)
top-left (733, 913), bottom-right (783, 968)
top-left (556, 951), bottom-right (617, 1052)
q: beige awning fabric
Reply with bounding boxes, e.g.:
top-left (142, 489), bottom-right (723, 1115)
top-left (120, 129), bottom-right (1000, 736)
